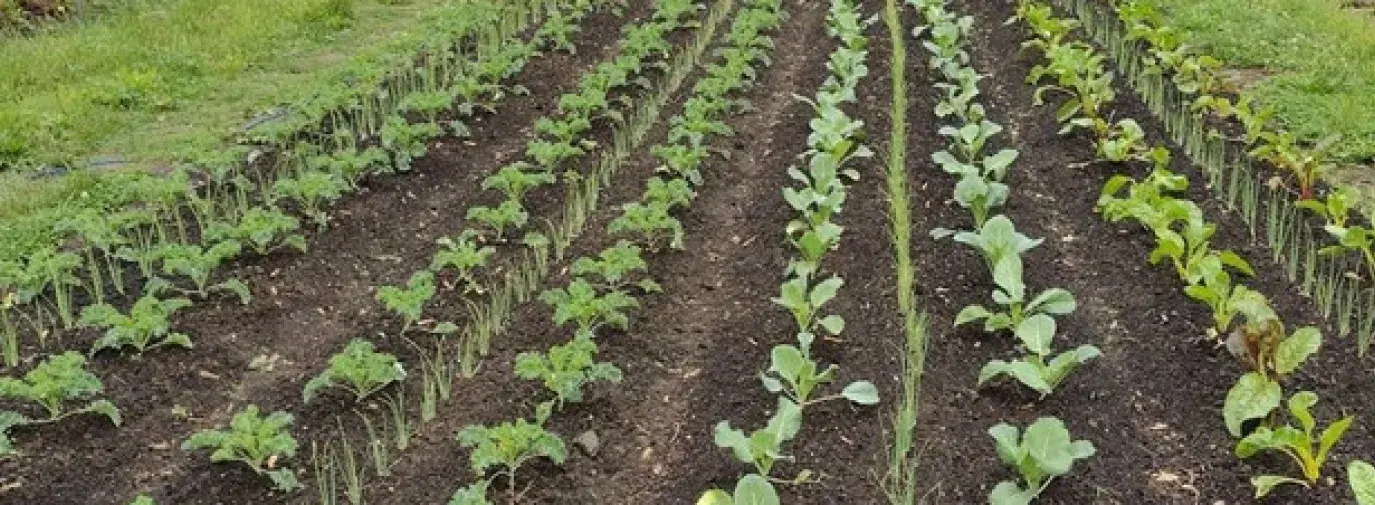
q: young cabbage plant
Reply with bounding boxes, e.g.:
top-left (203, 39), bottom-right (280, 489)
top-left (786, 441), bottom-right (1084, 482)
top-left (539, 278), bottom-right (638, 335)
top-left (455, 419), bottom-right (566, 505)
top-left (762, 342), bottom-right (879, 408)
top-left (302, 339), bottom-right (406, 403)
top-left (514, 334), bottom-right (622, 413)
top-left (467, 200), bottom-right (530, 242)
top-left (431, 231), bottom-right (496, 294)
top-left (712, 397), bottom-right (802, 478)
top-left (988, 417), bottom-right (1096, 505)
top-left (570, 240), bottom-right (660, 292)
top-left (697, 474), bottom-right (779, 505)
top-left (937, 120), bottom-right (1004, 163)
top-left (1236, 391), bottom-right (1354, 498)
top-left (977, 314), bottom-right (1100, 398)
top-left (772, 273), bottom-right (845, 340)
top-left (376, 271), bottom-right (436, 334)
top-left (181, 405), bottom-right (301, 492)
top-left (82, 294), bottom-right (193, 355)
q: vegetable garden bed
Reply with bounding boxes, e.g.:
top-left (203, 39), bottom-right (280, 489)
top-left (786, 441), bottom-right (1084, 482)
top-left (2, 0), bottom-right (1374, 503)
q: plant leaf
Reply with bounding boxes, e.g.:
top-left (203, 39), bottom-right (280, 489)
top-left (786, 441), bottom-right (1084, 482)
top-left (1251, 475), bottom-right (1308, 498)
top-left (841, 381), bottom-right (879, 405)
top-left (1224, 372), bottom-right (1282, 438)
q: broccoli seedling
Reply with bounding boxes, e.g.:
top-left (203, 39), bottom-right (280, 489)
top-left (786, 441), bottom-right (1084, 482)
top-left (302, 339), bottom-right (406, 403)
top-left (515, 335), bottom-right (621, 412)
top-left (0, 352), bottom-right (121, 457)
top-left (82, 294), bottom-right (194, 356)
top-left (181, 405), bottom-right (301, 492)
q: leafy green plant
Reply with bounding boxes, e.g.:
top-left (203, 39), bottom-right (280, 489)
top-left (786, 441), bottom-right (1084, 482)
top-left (608, 200), bottom-right (685, 251)
top-left (763, 343), bottom-right (879, 408)
top-left (1350, 460), bottom-right (1375, 505)
top-left (205, 208), bottom-right (307, 255)
top-left (0, 351), bottom-right (121, 457)
top-left (483, 163), bottom-right (557, 202)
top-left (570, 240), bottom-right (659, 292)
top-left (1222, 310), bottom-right (1323, 438)
top-left (712, 397), bottom-right (802, 478)
top-left (976, 313), bottom-right (1099, 398)
top-left (151, 241), bottom-right (251, 303)
top-left (1235, 391), bottom-right (1354, 497)
top-left (380, 115), bottom-right (443, 172)
top-left (182, 404), bottom-right (301, 492)
top-left (455, 419), bottom-right (566, 504)
top-left (274, 171), bottom-right (348, 230)
top-left (82, 295), bottom-right (193, 355)
top-left (772, 273), bottom-right (845, 339)
top-left (467, 200), bottom-right (529, 241)
top-left (302, 339), bottom-right (406, 403)
top-left (987, 417), bottom-right (1095, 505)
top-left (431, 231), bottom-right (496, 294)
top-left (697, 474), bottom-right (779, 505)
top-left (515, 334), bottom-right (622, 412)
top-left (539, 278), bottom-right (638, 335)
top-left (376, 271), bottom-right (436, 334)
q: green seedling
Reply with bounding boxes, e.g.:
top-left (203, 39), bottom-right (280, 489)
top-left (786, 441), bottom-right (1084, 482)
top-left (652, 143), bottom-right (708, 186)
top-left (273, 171), bottom-right (349, 230)
top-left (515, 334), bottom-right (622, 412)
top-left (525, 140), bottom-right (585, 171)
top-left (380, 115), bottom-right (442, 172)
top-left (608, 200), bottom-right (685, 251)
top-left (1222, 314), bottom-right (1323, 437)
top-left (376, 271), bottom-right (436, 334)
top-left (483, 163), bottom-right (557, 203)
top-left (0, 351), bottom-right (121, 457)
top-left (151, 241), bottom-right (251, 303)
top-left (1350, 460), bottom-right (1375, 505)
top-left (772, 272), bottom-right (844, 340)
top-left (762, 343), bottom-right (879, 408)
top-left (1236, 391), bottom-right (1354, 497)
top-left (697, 474), bottom-right (779, 505)
top-left (205, 208), bottom-right (307, 256)
top-left (988, 417), bottom-right (1095, 505)
top-left (713, 397), bottom-right (802, 478)
top-left (456, 419), bottom-right (566, 504)
top-left (182, 405), bottom-right (301, 492)
top-left (976, 311), bottom-right (1099, 398)
top-left (570, 240), bottom-right (660, 292)
top-left (539, 278), bottom-right (638, 335)
top-left (467, 200), bottom-right (530, 242)
top-left (431, 231), bottom-right (496, 294)
top-left (82, 294), bottom-right (193, 356)
top-left (644, 177), bottom-right (695, 210)
top-left (303, 339), bottom-right (406, 403)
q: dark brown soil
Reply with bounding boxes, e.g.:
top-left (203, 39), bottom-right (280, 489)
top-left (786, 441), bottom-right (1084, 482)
top-left (4, 0), bottom-right (1373, 504)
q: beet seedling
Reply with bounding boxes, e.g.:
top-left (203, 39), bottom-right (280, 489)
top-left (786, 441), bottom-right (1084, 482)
top-left (82, 294), bottom-right (193, 356)
top-left (1235, 391), bottom-right (1354, 498)
top-left (303, 339), bottom-right (406, 403)
top-left (182, 405), bottom-right (301, 492)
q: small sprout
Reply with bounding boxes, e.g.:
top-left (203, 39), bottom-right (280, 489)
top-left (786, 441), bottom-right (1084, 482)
top-left (515, 334), bottom-right (622, 412)
top-left (467, 200), bottom-right (529, 242)
top-left (570, 241), bottom-right (659, 292)
top-left (431, 231), bottom-right (496, 294)
top-left (1236, 391), bottom-right (1354, 498)
top-left (456, 419), bottom-right (566, 504)
top-left (539, 278), bottom-right (638, 335)
top-left (987, 417), bottom-right (1095, 504)
top-left (182, 405), bottom-right (301, 492)
top-left (608, 200), bottom-right (685, 251)
top-left (302, 339), bottom-right (406, 403)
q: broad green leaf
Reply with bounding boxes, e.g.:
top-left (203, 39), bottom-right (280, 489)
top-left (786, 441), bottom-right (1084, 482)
top-left (1026, 288), bottom-right (1076, 315)
top-left (1317, 416), bottom-right (1355, 466)
top-left (841, 381), bottom-right (879, 405)
top-left (1251, 475), bottom-right (1308, 498)
top-left (818, 315), bottom-right (845, 335)
top-left (1275, 327), bottom-right (1321, 376)
top-left (988, 481), bottom-right (1035, 505)
top-left (978, 359), bottom-right (1051, 395)
top-left (988, 423), bottom-right (1023, 466)
top-left (1015, 314), bottom-right (1056, 356)
top-left (697, 490), bottom-right (732, 505)
top-left (1024, 417), bottom-right (1085, 476)
top-left (769, 345), bottom-right (806, 381)
top-left (1224, 372), bottom-right (1282, 438)
top-left (1349, 460), bottom-right (1375, 505)
top-left (809, 276), bottom-right (844, 308)
top-left (955, 305), bottom-right (992, 326)
top-left (713, 422), bottom-right (753, 463)
top-left (734, 474), bottom-right (779, 505)
top-left (1287, 390), bottom-right (1319, 434)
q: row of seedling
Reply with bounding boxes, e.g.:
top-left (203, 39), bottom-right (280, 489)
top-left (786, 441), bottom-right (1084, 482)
top-left (1011, 1), bottom-right (1361, 499)
top-left (1063, 0), bottom-right (1375, 354)
top-left (910, 1), bottom-right (1097, 503)
top-left (700, 1), bottom-right (880, 503)
top-left (0, 0), bottom-right (611, 370)
top-left (447, 1), bottom-right (788, 502)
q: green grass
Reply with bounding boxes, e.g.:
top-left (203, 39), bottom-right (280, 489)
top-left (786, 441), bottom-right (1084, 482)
top-left (0, 0), bottom-right (486, 262)
top-left (1151, 0), bottom-right (1375, 162)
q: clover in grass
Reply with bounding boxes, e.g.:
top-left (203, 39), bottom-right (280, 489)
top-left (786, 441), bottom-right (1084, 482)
top-left (302, 339), bottom-right (406, 404)
top-left (181, 404), bottom-right (301, 492)
top-left (0, 352), bottom-right (121, 457)
top-left (82, 294), bottom-right (194, 356)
